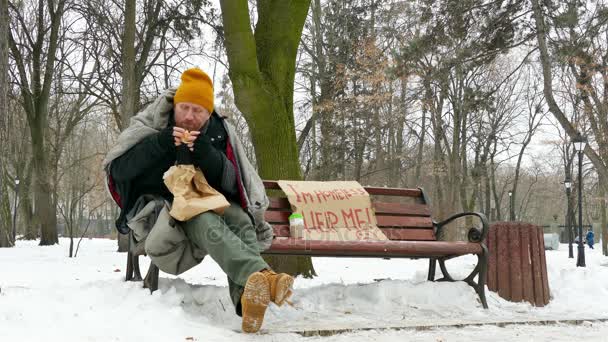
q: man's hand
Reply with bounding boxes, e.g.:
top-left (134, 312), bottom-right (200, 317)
top-left (173, 127), bottom-right (200, 151)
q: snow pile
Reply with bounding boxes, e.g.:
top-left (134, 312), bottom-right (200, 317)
top-left (1, 238), bottom-right (608, 341)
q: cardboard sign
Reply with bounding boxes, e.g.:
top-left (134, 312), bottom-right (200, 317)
top-left (277, 180), bottom-right (388, 241)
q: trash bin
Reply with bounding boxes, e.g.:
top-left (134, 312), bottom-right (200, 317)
top-left (486, 222), bottom-right (551, 306)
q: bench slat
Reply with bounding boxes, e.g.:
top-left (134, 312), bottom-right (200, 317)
top-left (364, 187), bottom-right (422, 197)
top-left (264, 211), bottom-right (433, 228)
top-left (268, 198), bottom-right (292, 210)
top-left (380, 228), bottom-right (435, 240)
top-left (268, 198), bottom-right (430, 217)
top-left (264, 238), bottom-right (481, 257)
top-left (376, 216), bottom-right (433, 228)
top-left (271, 225), bottom-right (436, 241)
top-left (373, 202), bottom-right (431, 216)
top-left (264, 211), bottom-right (290, 223)
top-left (263, 181), bottom-right (423, 198)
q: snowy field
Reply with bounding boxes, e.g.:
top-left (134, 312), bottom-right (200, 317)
top-left (1, 238), bottom-right (608, 341)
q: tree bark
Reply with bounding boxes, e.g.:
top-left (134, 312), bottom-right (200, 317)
top-left (121, 0), bottom-right (136, 121)
top-left (32, 118), bottom-right (58, 245)
top-left (601, 182), bottom-right (607, 256)
top-left (414, 108), bottom-right (426, 185)
top-left (116, 0), bottom-right (137, 253)
top-left (310, 0), bottom-right (337, 181)
top-left (511, 127), bottom-right (536, 220)
top-left (20, 167), bottom-right (37, 240)
top-left (0, 184), bottom-right (10, 247)
top-left (0, 0), bottom-right (9, 247)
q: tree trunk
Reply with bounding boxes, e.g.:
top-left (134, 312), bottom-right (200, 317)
top-left (219, 0), bottom-right (315, 278)
top-left (68, 204), bottom-right (74, 257)
top-left (310, 0), bottom-right (336, 181)
top-left (21, 178), bottom-right (37, 240)
top-left (511, 139), bottom-right (529, 220)
top-left (0, 181), bottom-right (10, 247)
top-left (484, 162), bottom-right (491, 220)
top-left (601, 178), bottom-right (608, 256)
top-left (0, 0), bottom-right (8, 247)
top-left (32, 119), bottom-right (58, 245)
top-left (414, 109), bottom-right (426, 184)
top-left (394, 78), bottom-right (407, 187)
top-left (116, 0), bottom-right (137, 252)
top-left (490, 151), bottom-right (502, 221)
top-left (120, 0), bottom-right (136, 131)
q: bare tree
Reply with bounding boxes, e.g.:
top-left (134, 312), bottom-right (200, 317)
top-left (510, 72), bottom-right (547, 220)
top-left (8, 0), bottom-right (68, 245)
top-left (0, 0), bottom-right (10, 247)
top-left (57, 128), bottom-right (100, 257)
top-left (532, 0), bottom-right (608, 255)
top-left (532, 0), bottom-right (608, 191)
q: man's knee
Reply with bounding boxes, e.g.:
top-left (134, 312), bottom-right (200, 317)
top-left (183, 211), bottom-right (228, 245)
top-left (186, 211), bottom-right (223, 230)
top-left (223, 203), bottom-right (253, 227)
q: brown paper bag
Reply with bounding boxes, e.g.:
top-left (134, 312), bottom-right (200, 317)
top-left (163, 164), bottom-right (230, 221)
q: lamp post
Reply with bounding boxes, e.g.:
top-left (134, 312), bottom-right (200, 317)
top-left (508, 190), bottom-right (514, 221)
top-left (572, 133), bottom-right (586, 267)
top-left (564, 177), bottom-right (573, 258)
top-left (11, 177), bottom-right (20, 244)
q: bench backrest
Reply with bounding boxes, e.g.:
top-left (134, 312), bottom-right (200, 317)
top-left (262, 181), bottom-right (436, 241)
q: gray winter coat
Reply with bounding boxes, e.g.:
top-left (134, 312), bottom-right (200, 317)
top-left (102, 89), bottom-right (273, 275)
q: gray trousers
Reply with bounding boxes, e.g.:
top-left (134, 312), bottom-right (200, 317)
top-left (182, 201), bottom-right (270, 316)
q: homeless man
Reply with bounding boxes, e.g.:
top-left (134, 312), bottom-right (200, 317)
top-left (102, 67), bottom-right (294, 333)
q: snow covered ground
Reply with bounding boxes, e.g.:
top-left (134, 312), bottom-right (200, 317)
top-left (1, 238), bottom-right (608, 341)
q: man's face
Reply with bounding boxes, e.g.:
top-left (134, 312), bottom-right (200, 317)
top-left (174, 102), bottom-right (210, 131)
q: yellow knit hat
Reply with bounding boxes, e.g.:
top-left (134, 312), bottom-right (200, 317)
top-left (174, 68), bottom-right (214, 112)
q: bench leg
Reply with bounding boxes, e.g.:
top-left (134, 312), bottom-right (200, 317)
top-left (427, 258), bottom-right (437, 281)
top-left (143, 261), bottom-right (159, 293)
top-left (433, 247), bottom-right (489, 309)
top-left (125, 230), bottom-right (143, 282)
top-left (125, 252), bottom-right (143, 281)
top-left (437, 258), bottom-right (455, 282)
top-left (132, 255), bottom-right (143, 281)
top-left (468, 245), bottom-right (488, 309)
top-left (126, 251), bottom-right (134, 281)
top-left (461, 245), bottom-right (489, 309)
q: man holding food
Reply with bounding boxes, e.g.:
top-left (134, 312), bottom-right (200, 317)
top-left (103, 68), bottom-right (293, 333)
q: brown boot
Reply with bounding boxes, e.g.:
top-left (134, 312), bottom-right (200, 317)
top-left (241, 272), bottom-right (271, 333)
top-left (261, 269), bottom-right (294, 306)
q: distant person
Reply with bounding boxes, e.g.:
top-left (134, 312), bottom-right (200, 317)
top-left (586, 229), bottom-right (595, 249)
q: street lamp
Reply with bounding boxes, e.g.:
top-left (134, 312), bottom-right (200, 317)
top-left (564, 177), bottom-right (573, 258)
top-left (572, 133), bottom-right (587, 267)
top-left (508, 190), bottom-right (514, 221)
top-left (12, 177), bottom-right (20, 245)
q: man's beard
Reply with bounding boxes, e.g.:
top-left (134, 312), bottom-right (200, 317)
top-left (177, 122), bottom-right (201, 132)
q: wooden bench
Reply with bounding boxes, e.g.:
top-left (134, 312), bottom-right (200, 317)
top-left (125, 181), bottom-right (489, 309)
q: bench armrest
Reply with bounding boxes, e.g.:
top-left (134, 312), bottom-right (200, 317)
top-left (434, 212), bottom-right (489, 243)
